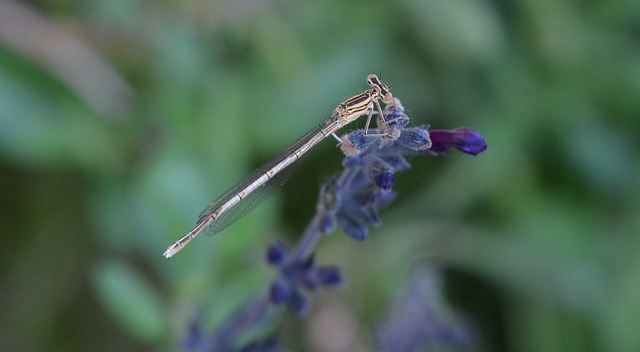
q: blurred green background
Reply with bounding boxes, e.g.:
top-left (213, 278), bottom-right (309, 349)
top-left (1, 0), bottom-right (639, 351)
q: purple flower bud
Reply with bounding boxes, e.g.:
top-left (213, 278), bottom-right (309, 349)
top-left (269, 277), bottom-right (292, 304)
top-left (396, 127), bottom-right (432, 151)
top-left (317, 267), bottom-right (343, 287)
top-left (374, 171), bottom-right (394, 191)
top-left (266, 241), bottom-right (287, 266)
top-left (429, 128), bottom-right (487, 156)
top-left (363, 155), bottom-right (394, 191)
top-left (340, 130), bottom-right (376, 156)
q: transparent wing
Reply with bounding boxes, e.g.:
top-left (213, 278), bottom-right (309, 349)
top-left (196, 116), bottom-right (336, 237)
top-left (202, 153), bottom-right (307, 237)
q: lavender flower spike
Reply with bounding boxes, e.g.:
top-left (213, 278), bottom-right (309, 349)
top-left (181, 96), bottom-right (487, 352)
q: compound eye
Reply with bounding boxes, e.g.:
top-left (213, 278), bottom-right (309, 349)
top-left (366, 74), bottom-right (380, 87)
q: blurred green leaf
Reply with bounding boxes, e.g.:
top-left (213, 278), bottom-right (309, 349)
top-left (399, 0), bottom-right (506, 66)
top-left (92, 260), bottom-right (169, 343)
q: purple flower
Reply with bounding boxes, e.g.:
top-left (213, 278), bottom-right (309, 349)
top-left (428, 128), bottom-right (487, 156)
top-left (328, 98), bottom-right (486, 243)
top-left (376, 266), bottom-right (476, 352)
top-left (266, 241), bottom-right (287, 266)
top-left (266, 242), bottom-right (343, 317)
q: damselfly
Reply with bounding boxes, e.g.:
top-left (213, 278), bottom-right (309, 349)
top-left (163, 74), bottom-right (393, 258)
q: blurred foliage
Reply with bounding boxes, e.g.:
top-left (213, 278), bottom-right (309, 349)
top-left (0, 0), bottom-right (639, 351)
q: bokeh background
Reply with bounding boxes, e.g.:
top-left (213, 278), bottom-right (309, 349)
top-left (1, 0), bottom-right (639, 351)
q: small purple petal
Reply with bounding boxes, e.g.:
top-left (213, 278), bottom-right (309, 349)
top-left (317, 266), bottom-right (343, 287)
top-left (269, 277), bottom-right (292, 304)
top-left (428, 128), bottom-right (487, 156)
top-left (338, 215), bottom-right (368, 241)
top-left (374, 171), bottom-right (394, 191)
top-left (266, 241), bottom-right (287, 266)
top-left (288, 290), bottom-right (309, 317)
